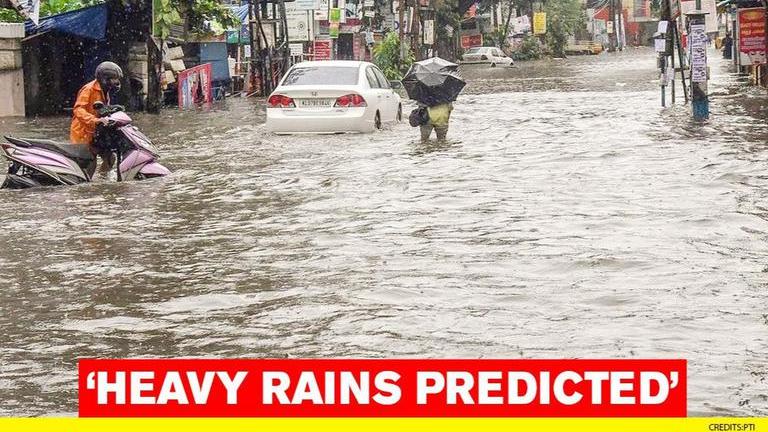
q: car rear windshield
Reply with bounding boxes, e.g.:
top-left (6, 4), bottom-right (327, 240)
top-left (282, 66), bottom-right (359, 86)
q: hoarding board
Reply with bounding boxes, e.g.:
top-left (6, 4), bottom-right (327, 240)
top-left (738, 7), bottom-right (767, 65)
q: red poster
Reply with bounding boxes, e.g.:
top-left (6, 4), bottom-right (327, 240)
top-left (461, 34), bottom-right (483, 49)
top-left (738, 7), bottom-right (766, 65)
top-left (313, 40), bottom-right (332, 60)
top-left (177, 63), bottom-right (212, 109)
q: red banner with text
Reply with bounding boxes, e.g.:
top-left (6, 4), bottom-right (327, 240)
top-left (79, 359), bottom-right (686, 418)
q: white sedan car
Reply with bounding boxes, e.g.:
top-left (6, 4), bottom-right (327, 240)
top-left (460, 46), bottom-right (514, 67)
top-left (266, 61), bottom-right (403, 134)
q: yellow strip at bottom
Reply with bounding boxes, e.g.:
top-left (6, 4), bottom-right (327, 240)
top-left (0, 417), bottom-right (764, 432)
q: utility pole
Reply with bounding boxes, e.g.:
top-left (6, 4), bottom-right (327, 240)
top-left (398, 0), bottom-right (406, 62)
top-left (687, 0), bottom-right (709, 120)
top-left (615, 0), bottom-right (620, 50)
top-left (674, 22), bottom-right (689, 103)
top-left (411, 0), bottom-right (421, 60)
top-left (608, 0), bottom-right (616, 52)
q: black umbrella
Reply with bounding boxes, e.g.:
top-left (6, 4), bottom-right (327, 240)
top-left (414, 57), bottom-right (459, 73)
top-left (402, 62), bottom-right (466, 106)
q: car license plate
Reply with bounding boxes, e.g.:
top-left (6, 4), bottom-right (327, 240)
top-left (299, 99), bottom-right (333, 107)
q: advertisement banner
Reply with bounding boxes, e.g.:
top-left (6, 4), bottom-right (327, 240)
top-left (329, 22), bottom-right (339, 38)
top-left (329, 7), bottom-right (341, 23)
top-left (177, 63), bottom-right (212, 109)
top-left (512, 15), bottom-right (531, 34)
top-left (313, 40), bottom-right (332, 59)
top-left (738, 7), bottom-right (767, 65)
top-left (533, 12), bottom-right (547, 35)
top-left (460, 34), bottom-right (483, 49)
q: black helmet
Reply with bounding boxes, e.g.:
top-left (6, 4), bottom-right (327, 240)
top-left (95, 61), bottom-right (123, 91)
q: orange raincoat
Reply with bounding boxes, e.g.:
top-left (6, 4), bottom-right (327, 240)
top-left (69, 80), bottom-right (108, 145)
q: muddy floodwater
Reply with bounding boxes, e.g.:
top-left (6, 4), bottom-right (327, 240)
top-left (2, 48), bottom-right (768, 415)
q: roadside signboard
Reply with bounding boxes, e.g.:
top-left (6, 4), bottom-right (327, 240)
top-left (178, 63), bottom-right (212, 109)
top-left (285, 5), bottom-right (313, 41)
top-left (294, 0), bottom-right (315, 10)
top-left (289, 43), bottom-right (304, 57)
top-left (423, 19), bottom-right (434, 45)
top-left (313, 40), bottom-right (332, 60)
top-left (533, 12), bottom-right (547, 35)
top-left (314, 0), bottom-right (329, 20)
top-left (460, 34), bottom-right (482, 49)
top-left (738, 7), bottom-right (767, 65)
top-left (329, 7), bottom-right (341, 38)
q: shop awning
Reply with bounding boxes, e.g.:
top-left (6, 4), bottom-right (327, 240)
top-left (25, 3), bottom-right (108, 40)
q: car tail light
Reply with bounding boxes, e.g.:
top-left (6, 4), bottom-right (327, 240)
top-left (268, 94), bottom-right (295, 108)
top-left (480, 55), bottom-right (488, 60)
top-left (334, 94), bottom-right (367, 108)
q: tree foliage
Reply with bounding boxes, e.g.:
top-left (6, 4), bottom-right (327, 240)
top-left (373, 32), bottom-right (414, 80)
top-left (513, 34), bottom-right (542, 60)
top-left (544, 0), bottom-right (584, 57)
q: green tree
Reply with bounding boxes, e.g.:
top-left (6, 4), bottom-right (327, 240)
top-left (373, 32), bottom-right (414, 80)
top-left (544, 0), bottom-right (584, 57)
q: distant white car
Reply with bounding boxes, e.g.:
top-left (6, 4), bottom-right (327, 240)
top-left (460, 46), bottom-right (514, 67)
top-left (266, 61), bottom-right (403, 134)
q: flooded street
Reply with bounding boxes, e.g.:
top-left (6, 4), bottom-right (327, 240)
top-left (3, 48), bottom-right (768, 415)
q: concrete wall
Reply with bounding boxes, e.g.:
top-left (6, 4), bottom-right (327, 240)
top-left (0, 23), bottom-right (24, 117)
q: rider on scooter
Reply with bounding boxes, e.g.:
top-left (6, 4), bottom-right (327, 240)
top-left (70, 61), bottom-right (124, 175)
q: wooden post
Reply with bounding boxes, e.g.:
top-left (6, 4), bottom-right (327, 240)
top-left (146, 36), bottom-right (161, 113)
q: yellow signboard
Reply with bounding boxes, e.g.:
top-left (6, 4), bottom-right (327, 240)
top-left (533, 12), bottom-right (547, 34)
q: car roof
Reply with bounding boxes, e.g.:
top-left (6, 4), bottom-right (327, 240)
top-left (291, 60), bottom-right (373, 69)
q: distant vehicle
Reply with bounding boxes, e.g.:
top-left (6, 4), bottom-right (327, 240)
top-left (266, 61), bottom-right (403, 134)
top-left (565, 40), bottom-right (604, 55)
top-left (460, 47), bottom-right (515, 67)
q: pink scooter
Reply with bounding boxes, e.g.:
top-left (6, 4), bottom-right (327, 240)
top-left (1, 103), bottom-right (170, 189)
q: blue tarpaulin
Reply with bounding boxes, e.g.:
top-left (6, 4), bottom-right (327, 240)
top-left (25, 3), bottom-right (108, 40)
top-left (232, 4), bottom-right (249, 22)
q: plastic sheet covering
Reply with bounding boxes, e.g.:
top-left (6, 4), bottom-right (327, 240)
top-left (25, 3), bottom-right (108, 40)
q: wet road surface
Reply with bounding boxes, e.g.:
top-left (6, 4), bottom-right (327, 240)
top-left (2, 48), bottom-right (768, 415)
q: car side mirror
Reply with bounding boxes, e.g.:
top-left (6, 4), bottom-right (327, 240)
top-left (389, 80), bottom-right (402, 89)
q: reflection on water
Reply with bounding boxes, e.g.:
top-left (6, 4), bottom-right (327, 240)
top-left (2, 49), bottom-right (768, 416)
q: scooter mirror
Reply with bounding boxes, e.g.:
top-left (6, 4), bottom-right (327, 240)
top-left (93, 101), bottom-right (105, 110)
